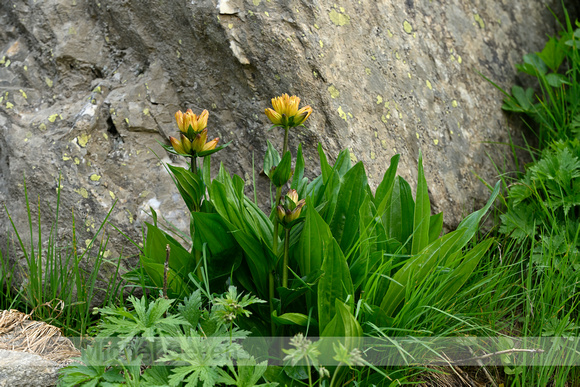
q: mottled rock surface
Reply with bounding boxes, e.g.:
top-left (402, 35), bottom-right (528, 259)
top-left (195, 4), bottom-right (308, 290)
top-left (0, 349), bottom-right (61, 387)
top-left (0, 1), bottom-right (577, 275)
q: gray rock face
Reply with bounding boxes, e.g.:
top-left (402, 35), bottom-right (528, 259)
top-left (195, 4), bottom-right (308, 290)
top-left (0, 349), bottom-right (61, 387)
top-left (0, 1), bottom-right (576, 272)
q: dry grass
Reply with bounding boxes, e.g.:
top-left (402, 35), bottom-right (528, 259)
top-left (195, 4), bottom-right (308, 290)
top-left (0, 309), bottom-right (80, 363)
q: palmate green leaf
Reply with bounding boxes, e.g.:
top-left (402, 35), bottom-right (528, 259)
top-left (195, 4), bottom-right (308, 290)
top-left (411, 151), bottom-right (431, 255)
top-left (538, 36), bottom-right (567, 72)
top-left (329, 162), bottom-right (369, 253)
top-left (179, 290), bottom-right (203, 328)
top-left (516, 53), bottom-right (548, 76)
top-left (219, 357), bottom-right (277, 387)
top-left (317, 237), bottom-right (354, 333)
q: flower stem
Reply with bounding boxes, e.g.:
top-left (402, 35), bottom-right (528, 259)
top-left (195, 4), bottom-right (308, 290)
top-left (269, 185), bottom-right (282, 336)
top-left (282, 228), bottom-right (290, 288)
top-left (283, 127), bottom-right (290, 154)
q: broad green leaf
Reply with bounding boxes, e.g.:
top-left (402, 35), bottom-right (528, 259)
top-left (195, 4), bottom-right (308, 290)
top-left (167, 165), bottom-right (203, 212)
top-left (374, 154), bottom-right (400, 207)
top-left (318, 238), bottom-right (354, 333)
top-left (398, 177), bottom-right (415, 248)
top-left (263, 140), bottom-right (281, 178)
top-left (291, 144), bottom-right (305, 190)
top-left (271, 151), bottom-right (293, 187)
top-left (516, 53), bottom-right (548, 76)
top-left (272, 311), bottom-right (317, 327)
top-left (428, 212), bottom-right (443, 243)
top-left (411, 151), bottom-right (431, 255)
top-left (296, 198), bottom-right (333, 309)
top-left (329, 162), bottom-right (369, 253)
top-left (144, 222), bottom-right (193, 276)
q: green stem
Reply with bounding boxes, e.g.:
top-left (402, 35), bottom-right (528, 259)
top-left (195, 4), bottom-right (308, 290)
top-left (282, 228), bottom-right (290, 288)
top-left (283, 126), bottom-right (290, 154)
top-left (270, 186), bottom-right (282, 336)
top-left (329, 364), bottom-right (343, 387)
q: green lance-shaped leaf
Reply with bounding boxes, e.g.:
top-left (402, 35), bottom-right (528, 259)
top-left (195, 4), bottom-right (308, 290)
top-left (271, 151), bottom-right (293, 187)
top-left (411, 151), bottom-right (431, 255)
top-left (317, 237), bottom-right (354, 333)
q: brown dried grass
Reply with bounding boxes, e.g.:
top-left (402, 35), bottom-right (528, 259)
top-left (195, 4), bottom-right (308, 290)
top-left (0, 309), bottom-right (80, 363)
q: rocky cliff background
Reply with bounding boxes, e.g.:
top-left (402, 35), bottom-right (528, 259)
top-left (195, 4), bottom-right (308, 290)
top-left (0, 0), bottom-right (577, 273)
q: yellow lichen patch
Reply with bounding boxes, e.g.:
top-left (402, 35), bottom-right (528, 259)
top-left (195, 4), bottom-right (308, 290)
top-left (253, 0), bottom-right (261, 5)
top-left (6, 102), bottom-right (13, 109)
top-left (74, 187), bottom-right (88, 199)
top-left (126, 209), bottom-right (134, 224)
top-left (103, 250), bottom-right (111, 258)
top-left (433, 139), bottom-right (439, 145)
top-left (376, 95), bottom-right (383, 104)
top-left (314, 23), bottom-right (320, 29)
top-left (387, 29), bottom-right (393, 37)
top-left (370, 151), bottom-right (376, 160)
top-left (403, 20), bottom-right (413, 34)
top-left (0, 56), bottom-right (4, 65)
top-left (90, 174), bottom-right (101, 182)
top-left (328, 85), bottom-right (340, 99)
top-left (45, 77), bottom-right (53, 87)
top-left (473, 14), bottom-right (485, 29)
top-left (408, 72), bottom-right (412, 79)
top-left (365, 68), bottom-right (371, 75)
top-left (319, 40), bottom-right (323, 48)
top-left (329, 8), bottom-right (350, 26)
top-left (426, 80), bottom-right (432, 90)
top-left (109, 191), bottom-right (115, 200)
top-left (48, 114), bottom-right (59, 122)
top-left (124, 118), bottom-right (129, 125)
top-left (103, 132), bottom-right (108, 139)
top-left (381, 115), bottom-right (388, 123)
top-left (416, 132), bottom-right (420, 139)
top-left (19, 90), bottom-right (27, 99)
top-left (349, 150), bottom-right (357, 164)
top-left (74, 157), bottom-right (80, 165)
top-left (451, 100), bottom-right (458, 107)
top-left (38, 123), bottom-right (47, 131)
top-left (381, 140), bottom-right (387, 149)
top-left (450, 55), bottom-right (456, 61)
top-left (4, 60), bottom-right (10, 67)
top-left (337, 106), bottom-right (348, 121)
top-left (457, 55), bottom-right (462, 64)
top-left (228, 23), bottom-right (233, 29)
top-left (63, 154), bottom-right (71, 161)
top-left (23, 65), bottom-right (27, 71)
top-left (264, 11), bottom-right (269, 16)
top-left (374, 131), bottom-right (378, 138)
top-left (85, 239), bottom-right (92, 248)
top-left (395, 51), bottom-right (400, 60)
top-left (77, 133), bottom-right (90, 147)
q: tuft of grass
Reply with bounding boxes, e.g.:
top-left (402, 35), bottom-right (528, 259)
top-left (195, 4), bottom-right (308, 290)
top-left (2, 175), bottom-right (124, 338)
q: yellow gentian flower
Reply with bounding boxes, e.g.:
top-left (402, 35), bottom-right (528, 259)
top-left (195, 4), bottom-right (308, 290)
top-left (265, 94), bottom-right (312, 128)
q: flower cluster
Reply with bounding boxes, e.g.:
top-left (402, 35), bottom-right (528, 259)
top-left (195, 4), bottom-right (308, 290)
top-left (276, 189), bottom-right (306, 226)
top-left (169, 109), bottom-right (220, 156)
top-left (265, 94), bottom-right (312, 129)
